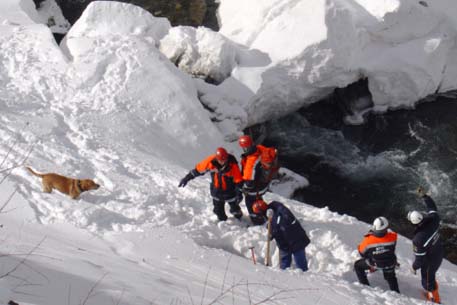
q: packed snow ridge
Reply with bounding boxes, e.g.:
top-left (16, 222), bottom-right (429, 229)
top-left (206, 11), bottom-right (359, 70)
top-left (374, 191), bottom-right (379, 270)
top-left (161, 0), bottom-right (457, 135)
top-left (1, 0), bottom-right (457, 304)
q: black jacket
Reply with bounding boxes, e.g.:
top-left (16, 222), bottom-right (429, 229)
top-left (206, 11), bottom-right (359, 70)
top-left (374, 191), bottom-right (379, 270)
top-left (412, 195), bottom-right (444, 270)
top-left (268, 201), bottom-right (310, 252)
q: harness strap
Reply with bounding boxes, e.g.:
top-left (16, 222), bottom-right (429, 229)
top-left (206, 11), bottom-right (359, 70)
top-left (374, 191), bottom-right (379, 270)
top-left (76, 180), bottom-right (83, 193)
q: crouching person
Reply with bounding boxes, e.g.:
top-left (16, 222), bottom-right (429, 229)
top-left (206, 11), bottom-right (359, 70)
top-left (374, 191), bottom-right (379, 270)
top-left (252, 199), bottom-right (310, 271)
top-left (354, 216), bottom-right (400, 293)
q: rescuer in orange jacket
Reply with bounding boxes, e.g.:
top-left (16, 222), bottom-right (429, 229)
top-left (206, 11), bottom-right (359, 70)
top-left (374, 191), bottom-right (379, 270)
top-left (238, 135), bottom-right (278, 225)
top-left (178, 147), bottom-right (244, 221)
top-left (354, 216), bottom-right (400, 293)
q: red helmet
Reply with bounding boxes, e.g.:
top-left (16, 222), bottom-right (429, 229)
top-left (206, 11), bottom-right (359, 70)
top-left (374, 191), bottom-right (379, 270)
top-left (252, 199), bottom-right (268, 214)
top-left (238, 135), bottom-right (253, 148)
top-left (215, 147), bottom-right (229, 162)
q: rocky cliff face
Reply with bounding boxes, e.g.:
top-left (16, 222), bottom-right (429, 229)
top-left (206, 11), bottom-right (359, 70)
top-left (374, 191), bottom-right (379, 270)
top-left (35, 0), bottom-right (219, 30)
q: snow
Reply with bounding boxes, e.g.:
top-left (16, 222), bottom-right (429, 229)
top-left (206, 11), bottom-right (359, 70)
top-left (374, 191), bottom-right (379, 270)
top-left (63, 1), bottom-right (170, 45)
top-left (35, 0), bottom-right (70, 34)
top-left (1, 1), bottom-right (457, 305)
top-left (210, 0), bottom-right (457, 129)
top-left (159, 26), bottom-right (238, 83)
top-left (0, 0), bottom-right (41, 25)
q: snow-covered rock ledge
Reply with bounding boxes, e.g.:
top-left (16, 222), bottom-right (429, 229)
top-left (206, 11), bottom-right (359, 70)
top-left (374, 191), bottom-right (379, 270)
top-left (194, 0), bottom-right (457, 133)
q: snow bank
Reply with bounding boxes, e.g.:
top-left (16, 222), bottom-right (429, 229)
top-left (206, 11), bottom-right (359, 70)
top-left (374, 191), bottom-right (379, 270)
top-left (213, 0), bottom-right (457, 127)
top-left (1, 0), bottom-right (225, 232)
top-left (35, 0), bottom-right (70, 34)
top-left (62, 1), bottom-right (171, 49)
top-left (160, 26), bottom-right (238, 83)
top-left (0, 0), bottom-right (41, 25)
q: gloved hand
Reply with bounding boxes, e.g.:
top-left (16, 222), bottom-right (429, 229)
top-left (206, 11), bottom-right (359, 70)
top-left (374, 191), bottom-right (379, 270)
top-left (178, 172), bottom-right (194, 187)
top-left (417, 187), bottom-right (426, 197)
top-left (266, 209), bottom-right (274, 218)
top-left (242, 180), bottom-right (255, 193)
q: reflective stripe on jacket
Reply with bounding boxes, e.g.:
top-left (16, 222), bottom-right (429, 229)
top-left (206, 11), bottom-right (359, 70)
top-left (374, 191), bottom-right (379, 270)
top-left (269, 201), bottom-right (310, 252)
top-left (412, 195), bottom-right (443, 270)
top-left (358, 231), bottom-right (397, 269)
top-left (195, 154), bottom-right (242, 191)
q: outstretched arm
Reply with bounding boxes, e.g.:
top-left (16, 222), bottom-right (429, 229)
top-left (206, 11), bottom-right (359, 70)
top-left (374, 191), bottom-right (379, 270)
top-left (178, 169), bottom-right (203, 187)
top-left (421, 195), bottom-right (438, 213)
top-left (417, 187), bottom-right (438, 213)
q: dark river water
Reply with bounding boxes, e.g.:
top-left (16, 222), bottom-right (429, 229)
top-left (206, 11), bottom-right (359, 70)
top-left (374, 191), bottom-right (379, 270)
top-left (259, 90), bottom-right (457, 263)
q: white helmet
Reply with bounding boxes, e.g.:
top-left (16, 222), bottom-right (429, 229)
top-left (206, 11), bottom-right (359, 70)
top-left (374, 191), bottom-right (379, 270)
top-left (407, 211), bottom-right (423, 225)
top-left (372, 216), bottom-right (389, 237)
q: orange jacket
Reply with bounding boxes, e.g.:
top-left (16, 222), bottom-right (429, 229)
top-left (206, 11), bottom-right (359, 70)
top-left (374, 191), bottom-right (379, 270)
top-left (240, 145), bottom-right (275, 194)
top-left (240, 146), bottom-right (262, 181)
top-left (195, 154), bottom-right (242, 191)
top-left (358, 231), bottom-right (398, 269)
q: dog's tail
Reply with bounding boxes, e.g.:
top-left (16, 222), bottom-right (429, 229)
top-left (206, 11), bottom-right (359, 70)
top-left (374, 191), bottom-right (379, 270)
top-left (26, 167), bottom-right (44, 178)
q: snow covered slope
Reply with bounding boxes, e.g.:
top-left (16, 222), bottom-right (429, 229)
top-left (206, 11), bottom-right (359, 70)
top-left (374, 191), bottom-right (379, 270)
top-left (1, 1), bottom-right (457, 305)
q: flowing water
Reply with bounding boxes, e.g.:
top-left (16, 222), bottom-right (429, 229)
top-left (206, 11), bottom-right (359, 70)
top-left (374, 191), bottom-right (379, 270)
top-left (258, 90), bottom-right (457, 263)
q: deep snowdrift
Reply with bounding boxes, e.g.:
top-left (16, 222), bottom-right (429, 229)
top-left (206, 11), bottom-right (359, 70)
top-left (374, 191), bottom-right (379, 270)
top-left (1, 1), bottom-right (457, 305)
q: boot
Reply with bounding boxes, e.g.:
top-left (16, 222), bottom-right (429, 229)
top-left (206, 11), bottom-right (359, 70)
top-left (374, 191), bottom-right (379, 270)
top-left (425, 282), bottom-right (441, 304)
top-left (232, 210), bottom-right (243, 219)
top-left (431, 281), bottom-right (441, 304)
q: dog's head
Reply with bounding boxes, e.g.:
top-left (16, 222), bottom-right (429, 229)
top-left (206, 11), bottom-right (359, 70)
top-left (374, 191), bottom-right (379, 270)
top-left (79, 179), bottom-right (100, 191)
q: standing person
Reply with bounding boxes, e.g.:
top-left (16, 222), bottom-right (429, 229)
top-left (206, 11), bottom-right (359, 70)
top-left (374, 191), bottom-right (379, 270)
top-left (178, 147), bottom-right (243, 221)
top-left (238, 135), bottom-right (278, 225)
top-left (252, 199), bottom-right (310, 271)
top-left (407, 187), bottom-right (443, 304)
top-left (354, 217), bottom-right (400, 293)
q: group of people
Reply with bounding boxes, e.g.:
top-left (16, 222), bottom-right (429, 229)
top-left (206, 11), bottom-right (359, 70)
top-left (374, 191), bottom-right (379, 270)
top-left (178, 136), bottom-right (444, 303)
top-left (178, 134), bottom-right (277, 225)
top-left (354, 187), bottom-right (443, 303)
top-left (178, 135), bottom-right (311, 272)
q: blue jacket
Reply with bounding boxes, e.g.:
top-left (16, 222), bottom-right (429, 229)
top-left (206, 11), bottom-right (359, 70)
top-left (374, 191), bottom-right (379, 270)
top-left (412, 195), bottom-right (443, 270)
top-left (267, 201), bottom-right (310, 252)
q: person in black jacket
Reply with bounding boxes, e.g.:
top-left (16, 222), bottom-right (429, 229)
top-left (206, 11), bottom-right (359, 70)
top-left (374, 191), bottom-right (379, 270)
top-left (252, 199), bottom-right (310, 271)
top-left (407, 187), bottom-right (443, 304)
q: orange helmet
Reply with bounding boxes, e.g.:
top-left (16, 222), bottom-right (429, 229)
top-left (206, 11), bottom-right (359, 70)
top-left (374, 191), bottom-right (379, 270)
top-left (252, 199), bottom-right (268, 214)
top-left (215, 147), bottom-right (229, 162)
top-left (238, 135), bottom-right (253, 148)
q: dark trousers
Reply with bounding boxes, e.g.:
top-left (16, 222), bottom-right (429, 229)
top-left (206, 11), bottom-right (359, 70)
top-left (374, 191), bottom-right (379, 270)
top-left (213, 199), bottom-right (242, 221)
top-left (354, 259), bottom-right (399, 293)
top-left (244, 194), bottom-right (266, 225)
top-left (420, 258), bottom-right (442, 292)
top-left (279, 249), bottom-right (308, 271)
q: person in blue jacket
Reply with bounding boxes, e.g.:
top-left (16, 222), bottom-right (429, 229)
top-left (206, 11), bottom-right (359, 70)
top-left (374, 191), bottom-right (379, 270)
top-left (252, 199), bottom-right (310, 271)
top-left (407, 187), bottom-right (443, 304)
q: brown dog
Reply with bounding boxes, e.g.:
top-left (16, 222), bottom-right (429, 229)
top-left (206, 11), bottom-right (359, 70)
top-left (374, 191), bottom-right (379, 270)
top-left (26, 167), bottom-right (100, 199)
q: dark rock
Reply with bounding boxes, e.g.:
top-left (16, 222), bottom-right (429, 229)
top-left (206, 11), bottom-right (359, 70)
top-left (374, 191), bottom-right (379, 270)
top-left (33, 0), bottom-right (46, 8)
top-left (55, 0), bottom-right (219, 30)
